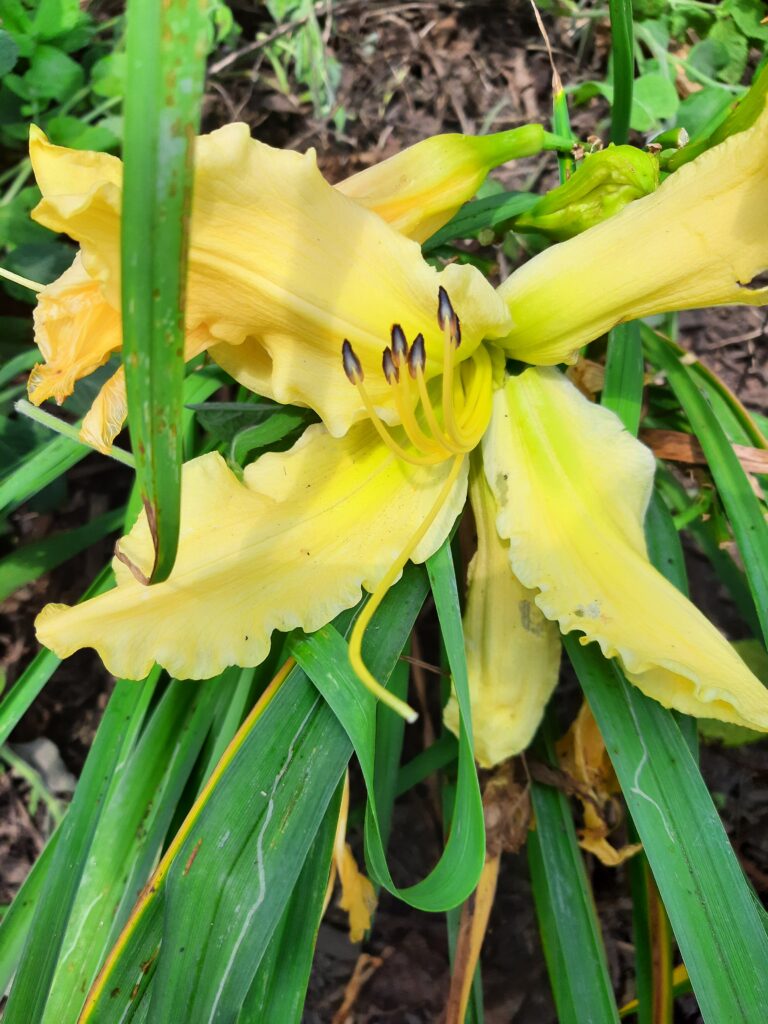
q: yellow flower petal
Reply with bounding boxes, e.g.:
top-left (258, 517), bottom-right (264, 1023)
top-left (80, 366), bottom-right (127, 453)
top-left (36, 422), bottom-right (467, 679)
top-left (482, 367), bottom-right (768, 731)
top-left (444, 460), bottom-right (560, 766)
top-left (496, 94), bottom-right (768, 364)
top-left (337, 126), bottom-right (546, 243)
top-left (26, 254), bottom-right (121, 406)
top-left (30, 123), bottom-right (511, 436)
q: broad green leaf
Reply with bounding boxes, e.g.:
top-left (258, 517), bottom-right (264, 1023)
top-left (121, 0), bottom-right (208, 582)
top-left (631, 74), bottom-right (679, 131)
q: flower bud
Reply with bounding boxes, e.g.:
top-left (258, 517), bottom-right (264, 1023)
top-left (513, 144), bottom-right (660, 242)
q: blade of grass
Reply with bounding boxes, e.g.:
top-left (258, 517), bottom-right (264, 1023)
top-left (0, 507), bottom-right (124, 603)
top-left (3, 677), bottom-right (161, 1024)
top-left (120, 0), bottom-right (208, 582)
top-left (528, 708), bottom-right (620, 1024)
top-left (567, 639), bottom-right (768, 1023)
top-left (41, 679), bottom-right (223, 1022)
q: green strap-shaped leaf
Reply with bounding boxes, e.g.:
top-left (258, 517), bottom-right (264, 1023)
top-left (529, 712), bottom-right (620, 1024)
top-left (121, 0), bottom-right (208, 582)
top-left (603, 321), bottom-right (644, 436)
top-left (3, 678), bottom-right (160, 1024)
top-left (643, 326), bottom-right (768, 645)
top-left (422, 192), bottom-right (538, 251)
top-left (608, 0), bottom-right (635, 144)
top-left (292, 542), bottom-right (486, 911)
top-left (567, 639), bottom-right (768, 1023)
top-left (240, 781), bottom-right (344, 1024)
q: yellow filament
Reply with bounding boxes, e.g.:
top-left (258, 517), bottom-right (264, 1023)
top-left (392, 369), bottom-right (443, 457)
top-left (414, 367), bottom-right (467, 455)
top-left (441, 332), bottom-right (462, 446)
top-left (354, 376), bottom-right (444, 467)
top-left (0, 266), bottom-right (44, 292)
top-left (348, 454), bottom-right (465, 721)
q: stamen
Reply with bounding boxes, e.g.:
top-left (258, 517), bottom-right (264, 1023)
top-left (407, 332), bottom-right (426, 379)
top-left (348, 454), bottom-right (465, 722)
top-left (341, 341), bottom-right (443, 467)
top-left (437, 286), bottom-right (454, 332)
top-left (0, 266), bottom-right (44, 293)
top-left (382, 347), bottom-right (399, 384)
top-left (342, 339), bottom-right (363, 384)
top-left (391, 324), bottom-right (408, 366)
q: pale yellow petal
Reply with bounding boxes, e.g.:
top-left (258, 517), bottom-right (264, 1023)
top-left (482, 367), bottom-right (768, 731)
top-left (35, 422), bottom-right (467, 680)
top-left (29, 123), bottom-right (511, 436)
top-left (336, 126), bottom-right (546, 243)
top-left (444, 460), bottom-right (560, 766)
top-left (496, 94), bottom-right (768, 364)
top-left (79, 366), bottom-right (127, 453)
top-left (27, 254), bottom-right (121, 406)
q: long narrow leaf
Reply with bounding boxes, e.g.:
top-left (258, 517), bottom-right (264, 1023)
top-left (528, 710), bottom-right (620, 1024)
top-left (643, 327), bottom-right (768, 644)
top-left (121, 0), bottom-right (208, 581)
top-left (567, 639), bottom-right (768, 1023)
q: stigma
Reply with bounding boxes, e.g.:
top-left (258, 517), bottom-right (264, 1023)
top-left (341, 288), bottom-right (492, 467)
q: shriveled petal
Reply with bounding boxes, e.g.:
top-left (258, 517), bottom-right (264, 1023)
top-left (337, 125), bottom-right (546, 244)
top-left (444, 461), bottom-right (560, 766)
top-left (496, 93), bottom-right (768, 364)
top-left (36, 423), bottom-right (467, 679)
top-left (482, 367), bottom-right (768, 731)
top-left (27, 254), bottom-right (121, 406)
top-left (30, 123), bottom-right (511, 436)
top-left (80, 366), bottom-right (127, 453)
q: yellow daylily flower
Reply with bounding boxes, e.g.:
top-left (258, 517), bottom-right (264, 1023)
top-left (443, 461), bottom-right (561, 767)
top-left (497, 88), bottom-right (768, 365)
top-left (25, 122), bottom-right (532, 448)
top-left (31, 104), bottom-right (768, 764)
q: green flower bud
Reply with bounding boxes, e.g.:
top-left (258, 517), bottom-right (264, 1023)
top-left (513, 144), bottom-right (660, 242)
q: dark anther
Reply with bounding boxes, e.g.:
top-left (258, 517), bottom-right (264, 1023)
top-left (342, 339), bottom-right (364, 384)
top-left (408, 332), bottom-right (426, 378)
top-left (391, 324), bottom-right (408, 365)
top-left (382, 347), bottom-right (399, 384)
top-left (437, 286), bottom-right (454, 331)
top-left (451, 313), bottom-right (462, 348)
